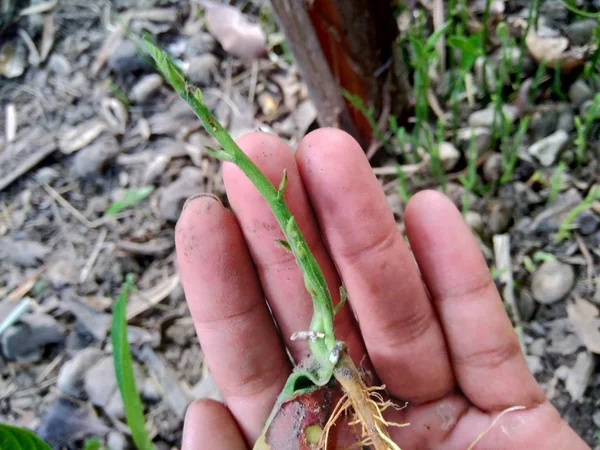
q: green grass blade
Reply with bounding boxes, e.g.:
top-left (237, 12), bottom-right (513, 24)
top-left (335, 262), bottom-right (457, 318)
top-left (0, 424), bottom-right (51, 450)
top-left (111, 274), bottom-right (154, 450)
top-left (105, 186), bottom-right (154, 216)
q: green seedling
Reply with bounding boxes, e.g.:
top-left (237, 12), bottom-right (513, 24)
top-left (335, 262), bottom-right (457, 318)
top-left (481, 0), bottom-right (492, 58)
top-left (552, 61), bottom-right (567, 101)
top-left (556, 185), bottom-right (600, 242)
top-left (105, 186), bottom-right (154, 216)
top-left (0, 424), bottom-right (51, 449)
top-left (341, 88), bottom-right (388, 150)
top-left (112, 274), bottom-right (154, 450)
top-left (109, 80), bottom-right (131, 108)
top-left (528, 62), bottom-right (548, 105)
top-left (388, 116), bottom-right (415, 162)
top-left (459, 130), bottom-right (479, 215)
top-left (523, 255), bottom-right (536, 273)
top-left (515, 0), bottom-right (541, 81)
top-left (83, 438), bottom-right (102, 450)
top-left (532, 251), bottom-right (556, 263)
top-left (549, 161), bottom-right (567, 202)
top-left (395, 165), bottom-right (411, 205)
top-left (500, 116), bottom-right (530, 185)
top-left (558, 0), bottom-right (600, 18)
top-left (574, 92), bottom-right (600, 162)
top-left (142, 37), bottom-right (406, 449)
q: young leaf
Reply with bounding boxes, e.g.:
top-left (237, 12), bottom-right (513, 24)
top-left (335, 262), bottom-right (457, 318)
top-left (83, 438), bottom-right (102, 450)
top-left (111, 274), bottom-right (154, 450)
top-left (0, 424), bottom-right (51, 450)
top-left (105, 186), bottom-right (154, 216)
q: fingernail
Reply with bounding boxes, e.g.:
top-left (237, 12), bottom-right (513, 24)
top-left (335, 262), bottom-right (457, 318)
top-left (182, 193), bottom-right (222, 212)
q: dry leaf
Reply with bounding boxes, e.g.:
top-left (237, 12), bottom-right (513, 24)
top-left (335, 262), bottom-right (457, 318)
top-left (202, 1), bottom-right (266, 61)
top-left (59, 119), bottom-right (106, 154)
top-left (567, 297), bottom-right (600, 354)
top-left (525, 29), bottom-right (591, 73)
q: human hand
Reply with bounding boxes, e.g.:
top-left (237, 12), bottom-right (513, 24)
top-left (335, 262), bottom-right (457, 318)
top-left (175, 129), bottom-right (589, 449)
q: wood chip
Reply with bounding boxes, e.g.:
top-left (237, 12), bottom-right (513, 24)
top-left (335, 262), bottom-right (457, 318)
top-left (40, 15), bottom-right (56, 62)
top-left (567, 297), bottom-right (600, 354)
top-left (126, 275), bottom-right (180, 321)
top-left (58, 120), bottom-right (106, 154)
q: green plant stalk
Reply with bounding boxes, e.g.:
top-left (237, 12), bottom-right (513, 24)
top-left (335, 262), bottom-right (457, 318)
top-left (575, 93), bottom-right (600, 162)
top-left (548, 161), bottom-right (566, 202)
top-left (143, 39), bottom-right (337, 383)
top-left (515, 0), bottom-right (540, 81)
top-left (556, 185), bottom-right (600, 242)
top-left (395, 165), bottom-right (410, 205)
top-left (112, 274), bottom-right (154, 450)
top-left (341, 88), bottom-right (388, 151)
top-left (500, 116), bottom-right (530, 185)
top-left (480, 0), bottom-right (492, 93)
top-left (459, 131), bottom-right (478, 215)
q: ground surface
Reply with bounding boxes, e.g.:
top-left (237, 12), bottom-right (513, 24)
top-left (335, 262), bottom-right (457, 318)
top-left (0, 0), bottom-right (599, 449)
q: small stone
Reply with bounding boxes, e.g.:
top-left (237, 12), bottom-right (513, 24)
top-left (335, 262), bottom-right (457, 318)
top-left (0, 237), bottom-right (49, 267)
top-left (565, 351), bottom-right (594, 401)
top-left (529, 109), bottom-right (559, 141)
top-left (527, 130), bottom-right (569, 167)
top-left (557, 110), bottom-right (574, 132)
top-left (529, 338), bottom-right (546, 357)
top-left (57, 348), bottom-right (105, 398)
top-left (518, 290), bottom-right (537, 322)
top-left (555, 365), bottom-right (570, 380)
top-left (464, 211), bottom-right (484, 234)
top-left (593, 410), bottom-right (600, 428)
top-left (526, 355), bottom-right (543, 375)
top-left (457, 127), bottom-right (491, 155)
top-left (468, 104), bottom-right (519, 128)
top-left (35, 167), bottom-right (60, 185)
top-left (185, 54), bottom-right (218, 86)
top-left (131, 74), bottom-right (163, 103)
top-left (185, 32), bottom-right (216, 57)
top-left (568, 80), bottom-right (594, 107)
top-left (48, 54), bottom-right (72, 76)
top-left (159, 167), bottom-right (205, 221)
top-left (438, 142), bottom-right (460, 171)
top-left (107, 431), bottom-right (129, 450)
top-left (547, 333), bottom-right (582, 355)
top-left (540, 0), bottom-right (568, 21)
top-left (71, 136), bottom-right (120, 179)
top-left (474, 56), bottom-right (496, 92)
top-left (576, 209), bottom-right (600, 235)
top-left (488, 201), bottom-right (511, 234)
top-left (483, 153), bottom-right (503, 183)
top-left (141, 377), bottom-right (162, 403)
top-left (567, 19), bottom-right (598, 46)
top-left (108, 41), bottom-right (147, 74)
top-left (1, 313), bottom-right (65, 361)
top-left (532, 260), bottom-right (575, 304)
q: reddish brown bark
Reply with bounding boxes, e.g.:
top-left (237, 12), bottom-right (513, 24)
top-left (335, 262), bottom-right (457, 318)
top-left (270, 0), bottom-right (409, 148)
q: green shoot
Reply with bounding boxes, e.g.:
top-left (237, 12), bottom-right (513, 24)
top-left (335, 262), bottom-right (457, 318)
top-left (459, 130), bottom-right (479, 215)
top-left (0, 424), bottom-right (51, 450)
top-left (142, 37), bottom-right (337, 385)
top-left (395, 165), bottom-right (410, 205)
top-left (528, 62), bottom-right (547, 105)
top-left (388, 116), bottom-right (415, 162)
top-left (558, 0), bottom-right (600, 17)
top-left (574, 93), bottom-right (600, 162)
top-left (341, 88), bottom-right (387, 149)
top-left (83, 439), bottom-right (102, 450)
top-left (500, 116), bottom-right (530, 185)
top-left (481, 0), bottom-right (492, 58)
top-left (109, 80), bottom-right (131, 108)
top-left (515, 0), bottom-right (540, 82)
top-left (105, 186), bottom-right (154, 216)
top-left (523, 255), bottom-right (535, 273)
top-left (549, 161), bottom-right (567, 202)
top-left (552, 61), bottom-right (567, 101)
top-left (555, 185), bottom-right (600, 242)
top-left (532, 250), bottom-right (556, 263)
top-left (111, 274), bottom-right (154, 450)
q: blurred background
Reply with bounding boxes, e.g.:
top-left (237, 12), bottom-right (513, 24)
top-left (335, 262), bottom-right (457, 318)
top-left (0, 0), bottom-right (599, 448)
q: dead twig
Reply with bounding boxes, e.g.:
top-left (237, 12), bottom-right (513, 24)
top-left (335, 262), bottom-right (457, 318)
top-left (79, 228), bottom-right (108, 283)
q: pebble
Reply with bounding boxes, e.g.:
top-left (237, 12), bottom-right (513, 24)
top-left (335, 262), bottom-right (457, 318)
top-left (70, 136), bottom-right (121, 179)
top-left (107, 431), bottom-right (129, 450)
top-left (488, 200), bottom-right (511, 235)
top-left (518, 290), bottom-right (537, 322)
top-left (35, 167), bottom-right (60, 185)
top-left (568, 80), bottom-right (594, 107)
top-left (130, 74), bottom-right (163, 103)
top-left (540, 0), bottom-right (568, 20)
top-left (48, 54), bottom-right (72, 76)
top-left (576, 209), bottom-right (600, 235)
top-left (57, 348), bottom-right (105, 397)
top-left (566, 19), bottom-right (598, 46)
top-left (464, 211), bottom-right (484, 234)
top-left (529, 109), bottom-right (559, 141)
top-left (468, 104), bottom-right (519, 128)
top-left (557, 110), bottom-right (574, 132)
top-left (438, 141), bottom-right (460, 171)
top-left (565, 351), bottom-right (594, 401)
top-left (526, 355), bottom-right (543, 375)
top-left (593, 411), bottom-right (600, 428)
top-left (531, 260), bottom-right (575, 304)
top-left (457, 127), bottom-right (491, 155)
top-left (36, 397), bottom-right (109, 448)
top-left (0, 237), bottom-right (49, 267)
top-left (1, 313), bottom-right (65, 361)
top-left (185, 53), bottom-right (218, 86)
top-left (185, 32), bottom-right (216, 57)
top-left (547, 333), bottom-right (582, 355)
top-left (482, 153), bottom-right (502, 183)
top-left (527, 130), bottom-right (569, 167)
top-left (159, 166), bottom-right (205, 221)
top-left (529, 338), bottom-right (546, 357)
top-left (555, 364), bottom-right (570, 380)
top-left (108, 41), bottom-right (147, 74)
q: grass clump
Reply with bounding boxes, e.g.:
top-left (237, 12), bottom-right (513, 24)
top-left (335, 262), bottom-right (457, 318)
top-left (556, 185), bottom-right (600, 242)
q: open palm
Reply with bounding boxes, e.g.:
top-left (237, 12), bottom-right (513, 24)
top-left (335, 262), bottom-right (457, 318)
top-left (175, 129), bottom-right (589, 450)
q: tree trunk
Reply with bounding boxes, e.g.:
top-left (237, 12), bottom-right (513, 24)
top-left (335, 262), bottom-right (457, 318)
top-left (270, 0), bottom-right (410, 148)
